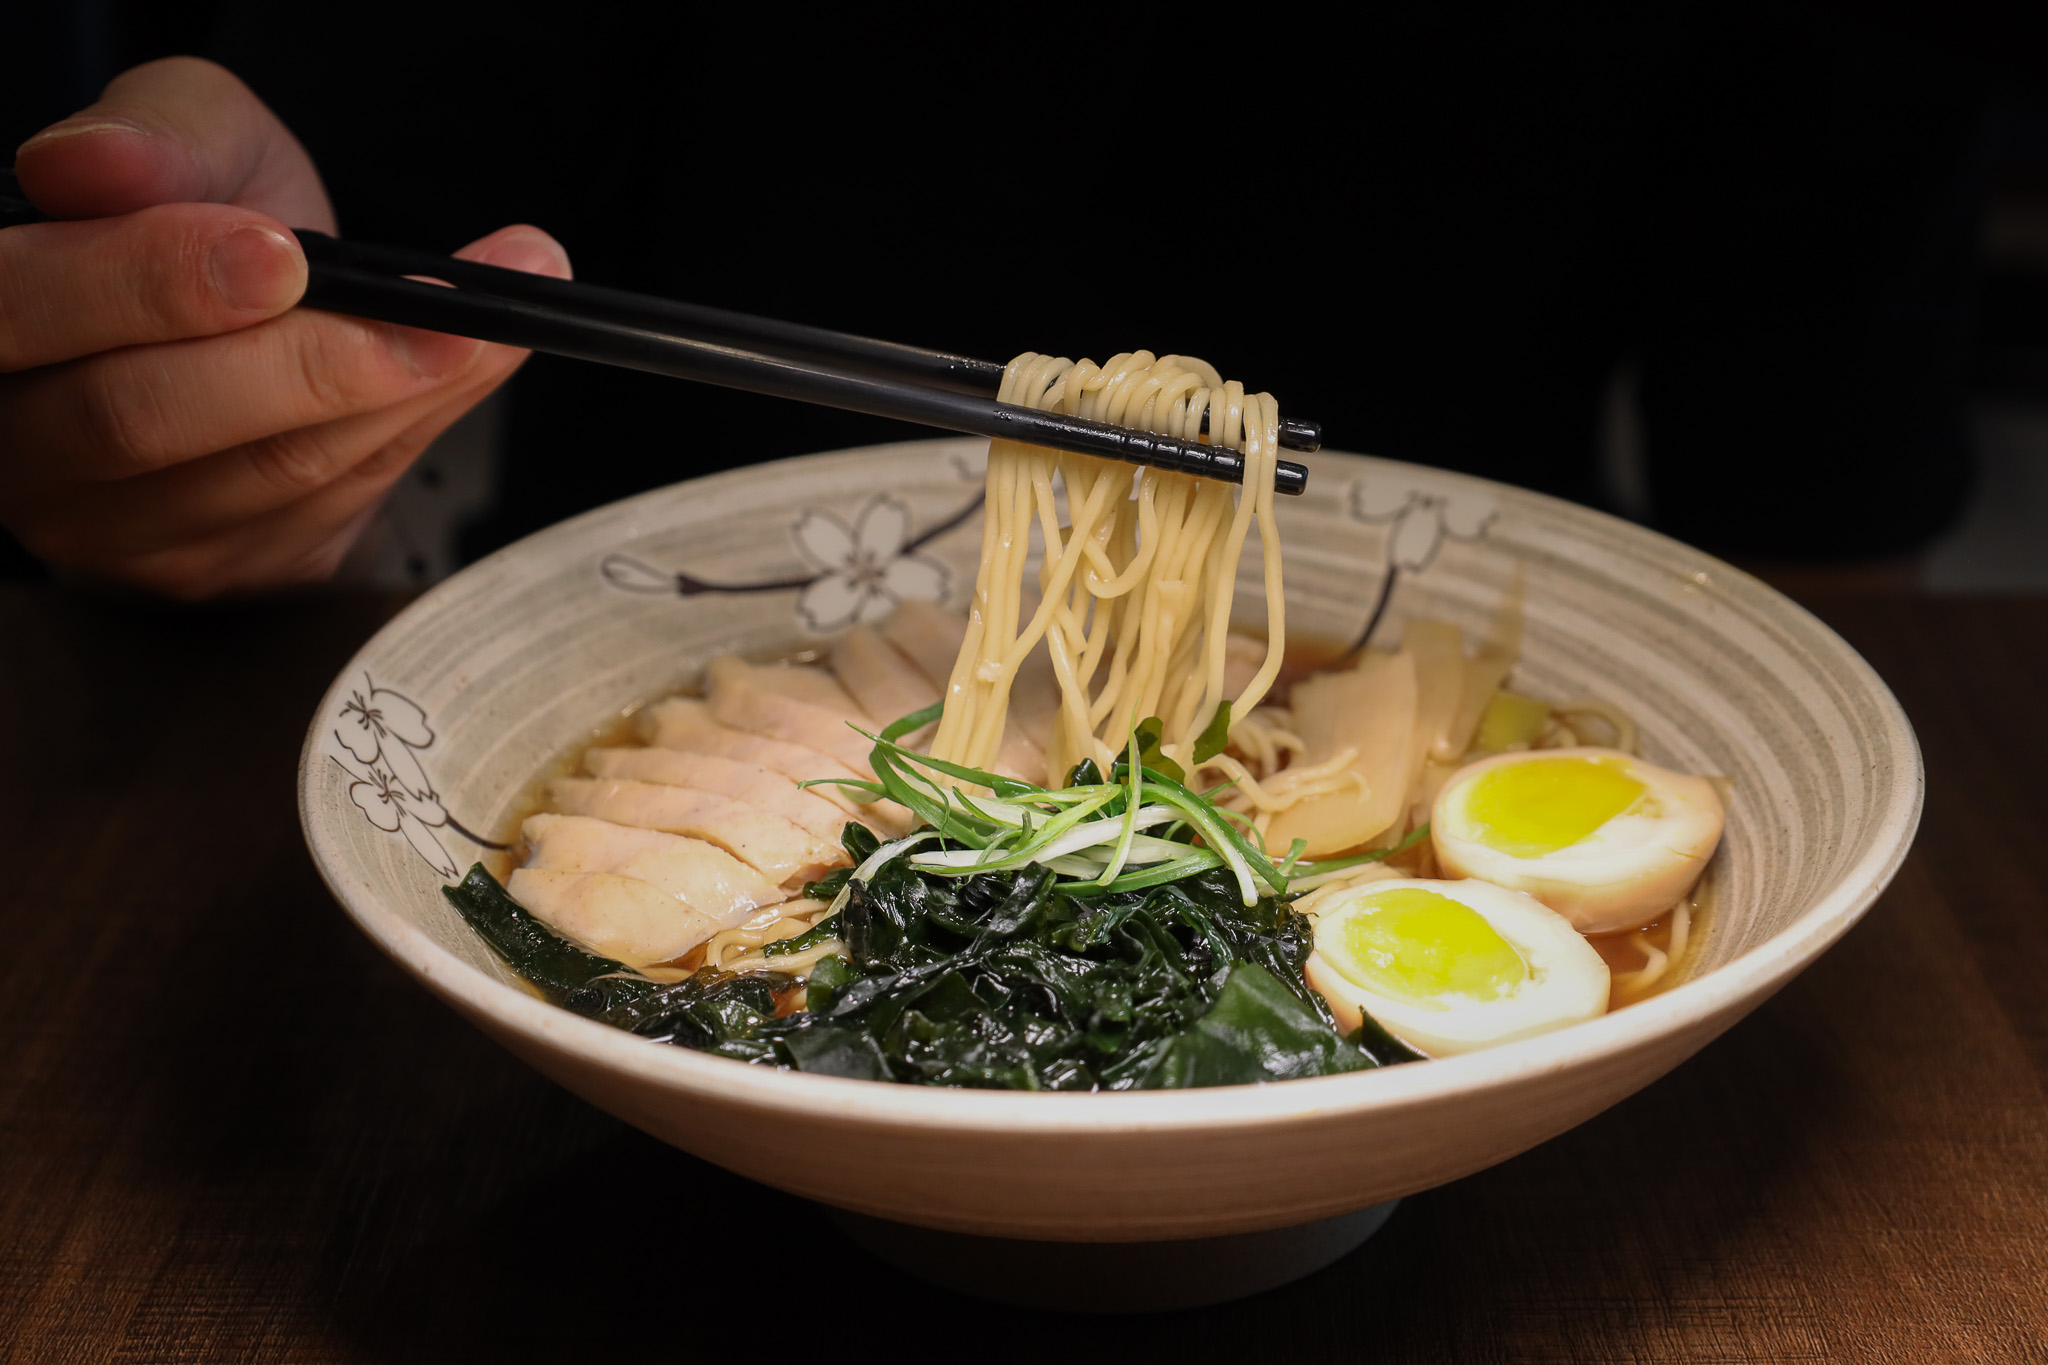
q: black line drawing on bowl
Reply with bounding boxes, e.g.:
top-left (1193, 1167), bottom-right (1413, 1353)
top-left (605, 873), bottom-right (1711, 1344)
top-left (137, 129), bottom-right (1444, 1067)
top-left (1348, 476), bottom-right (1500, 651)
top-left (330, 674), bottom-right (503, 881)
top-left (598, 490), bottom-right (983, 632)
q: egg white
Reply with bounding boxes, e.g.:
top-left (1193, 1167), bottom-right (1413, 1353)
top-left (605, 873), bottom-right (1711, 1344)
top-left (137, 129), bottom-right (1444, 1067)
top-left (1432, 747), bottom-right (1724, 935)
top-left (1305, 877), bottom-right (1610, 1056)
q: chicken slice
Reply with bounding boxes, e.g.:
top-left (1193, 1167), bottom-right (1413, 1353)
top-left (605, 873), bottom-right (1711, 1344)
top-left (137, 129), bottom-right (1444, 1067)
top-left (583, 745), bottom-right (856, 844)
top-left (636, 697), bottom-right (913, 835)
top-left (707, 671), bottom-right (878, 774)
top-left (507, 868), bottom-right (732, 969)
top-left (1008, 646), bottom-right (1061, 761)
top-left (877, 600), bottom-right (1050, 783)
top-left (522, 812), bottom-right (788, 911)
top-left (513, 813), bottom-right (787, 966)
top-left (991, 726), bottom-right (1046, 785)
top-left (547, 776), bottom-right (847, 886)
top-left (831, 625), bottom-right (940, 744)
top-left (705, 655), bottom-right (870, 727)
top-left (879, 599), bottom-right (968, 689)
top-left (640, 697), bottom-right (850, 786)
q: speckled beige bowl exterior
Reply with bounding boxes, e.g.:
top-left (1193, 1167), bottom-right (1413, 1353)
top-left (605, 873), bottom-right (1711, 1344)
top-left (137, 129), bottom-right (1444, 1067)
top-left (299, 440), bottom-right (1920, 1242)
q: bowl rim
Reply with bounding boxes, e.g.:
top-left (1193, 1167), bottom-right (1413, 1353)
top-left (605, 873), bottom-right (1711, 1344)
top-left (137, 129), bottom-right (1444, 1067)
top-left (299, 441), bottom-right (1924, 1133)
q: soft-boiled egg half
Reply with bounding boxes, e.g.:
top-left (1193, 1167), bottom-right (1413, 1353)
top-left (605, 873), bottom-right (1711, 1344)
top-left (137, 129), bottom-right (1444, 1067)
top-left (1305, 878), bottom-right (1610, 1056)
top-left (1432, 747), bottom-right (1723, 936)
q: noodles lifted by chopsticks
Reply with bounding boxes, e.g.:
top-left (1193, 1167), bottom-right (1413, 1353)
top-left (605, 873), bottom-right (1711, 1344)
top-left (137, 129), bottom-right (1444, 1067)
top-left (927, 351), bottom-right (1285, 786)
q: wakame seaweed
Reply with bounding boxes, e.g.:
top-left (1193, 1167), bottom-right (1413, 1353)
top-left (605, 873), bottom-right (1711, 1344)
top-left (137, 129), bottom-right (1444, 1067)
top-left (447, 850), bottom-right (1404, 1091)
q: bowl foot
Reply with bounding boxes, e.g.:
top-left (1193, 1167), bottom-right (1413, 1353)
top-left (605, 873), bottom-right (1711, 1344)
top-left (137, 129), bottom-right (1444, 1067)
top-left (826, 1201), bottom-right (1399, 1313)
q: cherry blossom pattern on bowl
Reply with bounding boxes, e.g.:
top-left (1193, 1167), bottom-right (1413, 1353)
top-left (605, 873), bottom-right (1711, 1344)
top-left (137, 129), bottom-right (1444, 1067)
top-left (596, 488), bottom-right (979, 631)
top-left (326, 675), bottom-right (489, 879)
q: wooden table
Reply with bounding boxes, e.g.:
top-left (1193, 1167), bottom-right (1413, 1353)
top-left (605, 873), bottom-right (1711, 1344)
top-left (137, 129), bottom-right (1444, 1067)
top-left (2, 585), bottom-right (2044, 1362)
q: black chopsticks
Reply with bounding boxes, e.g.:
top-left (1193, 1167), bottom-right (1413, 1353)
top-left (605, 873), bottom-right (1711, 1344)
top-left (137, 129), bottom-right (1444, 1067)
top-left (297, 232), bottom-right (1314, 494)
top-left (1, 167), bottom-right (1316, 493)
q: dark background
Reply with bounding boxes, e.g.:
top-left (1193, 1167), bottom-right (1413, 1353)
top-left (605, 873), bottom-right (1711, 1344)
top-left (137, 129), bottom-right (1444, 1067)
top-left (5, 11), bottom-right (2048, 1354)
top-left (4, 2), bottom-right (2045, 575)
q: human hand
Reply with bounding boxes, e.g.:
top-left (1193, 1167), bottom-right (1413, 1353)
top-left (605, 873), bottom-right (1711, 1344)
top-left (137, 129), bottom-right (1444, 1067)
top-left (0, 57), bottom-right (570, 598)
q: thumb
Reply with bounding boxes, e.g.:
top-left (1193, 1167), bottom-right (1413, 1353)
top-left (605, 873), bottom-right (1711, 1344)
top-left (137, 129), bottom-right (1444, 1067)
top-left (15, 56), bottom-right (334, 231)
top-left (374, 224), bottom-right (576, 379)
top-left (454, 223), bottom-right (574, 279)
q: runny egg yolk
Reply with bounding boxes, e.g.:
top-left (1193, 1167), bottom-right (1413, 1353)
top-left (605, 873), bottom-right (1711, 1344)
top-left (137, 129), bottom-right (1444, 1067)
top-left (1330, 886), bottom-right (1529, 1006)
top-left (1462, 754), bottom-right (1646, 858)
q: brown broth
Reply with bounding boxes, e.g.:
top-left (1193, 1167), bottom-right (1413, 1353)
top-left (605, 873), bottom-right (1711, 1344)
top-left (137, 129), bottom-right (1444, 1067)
top-left (485, 705), bottom-right (649, 879)
top-left (1590, 873), bottom-right (1714, 1010)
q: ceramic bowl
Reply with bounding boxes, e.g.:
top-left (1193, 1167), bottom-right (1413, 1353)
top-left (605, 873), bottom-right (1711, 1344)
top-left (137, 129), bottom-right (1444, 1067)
top-left (299, 439), bottom-right (1921, 1250)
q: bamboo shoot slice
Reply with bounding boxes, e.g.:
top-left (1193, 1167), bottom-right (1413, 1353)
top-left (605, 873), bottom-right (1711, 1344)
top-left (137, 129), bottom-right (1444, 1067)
top-left (1265, 649), bottom-right (1420, 857)
top-left (1403, 620), bottom-right (1467, 764)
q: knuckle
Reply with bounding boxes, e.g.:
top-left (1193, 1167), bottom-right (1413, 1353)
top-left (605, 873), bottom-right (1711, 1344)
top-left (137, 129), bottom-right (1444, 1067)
top-left (292, 321), bottom-right (404, 419)
top-left (139, 206), bottom-right (235, 332)
top-left (245, 426), bottom-right (349, 500)
top-left (81, 355), bottom-right (186, 471)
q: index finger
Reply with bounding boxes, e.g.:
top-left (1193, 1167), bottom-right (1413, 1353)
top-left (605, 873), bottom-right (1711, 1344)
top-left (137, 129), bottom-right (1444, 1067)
top-left (13, 57), bottom-right (332, 230)
top-left (0, 203), bottom-right (306, 373)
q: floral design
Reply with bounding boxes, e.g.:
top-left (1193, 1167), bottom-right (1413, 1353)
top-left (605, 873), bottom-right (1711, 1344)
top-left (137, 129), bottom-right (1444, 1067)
top-left (330, 675), bottom-right (498, 880)
top-left (791, 496), bottom-right (948, 631)
top-left (1346, 473), bottom-right (1501, 649)
top-left (599, 489), bottom-right (980, 632)
top-left (1351, 476), bottom-right (1500, 573)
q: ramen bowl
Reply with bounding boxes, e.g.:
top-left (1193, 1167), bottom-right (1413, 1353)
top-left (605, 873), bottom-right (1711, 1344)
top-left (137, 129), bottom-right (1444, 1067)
top-left (299, 440), bottom-right (1920, 1303)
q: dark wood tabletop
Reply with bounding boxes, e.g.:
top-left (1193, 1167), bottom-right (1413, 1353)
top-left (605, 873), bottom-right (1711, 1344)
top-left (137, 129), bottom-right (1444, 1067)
top-left (2, 583), bottom-right (2044, 1363)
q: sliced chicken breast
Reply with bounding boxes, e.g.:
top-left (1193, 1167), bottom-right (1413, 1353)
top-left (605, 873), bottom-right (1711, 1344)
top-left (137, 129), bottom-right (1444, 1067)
top-left (879, 599), bottom-right (969, 690)
top-left (876, 601), bottom-right (1049, 783)
top-left (546, 776), bottom-right (847, 886)
top-left (704, 655), bottom-right (870, 727)
top-left (832, 625), bottom-right (940, 743)
top-left (521, 812), bottom-right (788, 913)
top-left (508, 867), bottom-right (738, 969)
top-left (583, 746), bottom-right (855, 843)
top-left (636, 697), bottom-right (914, 835)
top-left (1008, 646), bottom-right (1062, 759)
top-left (706, 674), bottom-right (878, 774)
top-left (992, 725), bottom-right (1046, 785)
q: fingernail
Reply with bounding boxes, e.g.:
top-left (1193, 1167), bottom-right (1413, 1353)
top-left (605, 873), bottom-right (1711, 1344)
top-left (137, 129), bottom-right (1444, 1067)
top-left (209, 226), bottom-right (303, 313)
top-left (17, 116), bottom-right (147, 155)
top-left (386, 324), bottom-right (481, 380)
top-left (475, 226), bottom-right (572, 278)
